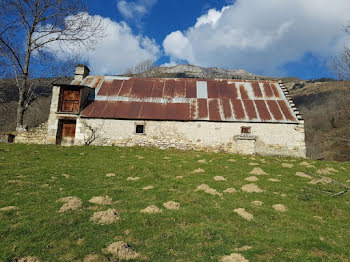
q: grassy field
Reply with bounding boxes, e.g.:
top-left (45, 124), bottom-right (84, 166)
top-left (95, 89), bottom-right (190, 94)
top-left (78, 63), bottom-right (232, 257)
top-left (0, 144), bottom-right (349, 262)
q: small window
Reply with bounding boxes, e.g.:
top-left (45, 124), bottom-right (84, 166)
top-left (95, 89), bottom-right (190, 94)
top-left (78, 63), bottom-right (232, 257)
top-left (241, 126), bottom-right (251, 137)
top-left (136, 125), bottom-right (145, 134)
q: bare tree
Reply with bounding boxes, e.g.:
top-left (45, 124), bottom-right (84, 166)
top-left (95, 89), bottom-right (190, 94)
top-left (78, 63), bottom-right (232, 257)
top-left (125, 59), bottom-right (155, 75)
top-left (330, 25), bottom-right (350, 80)
top-left (0, 0), bottom-right (105, 131)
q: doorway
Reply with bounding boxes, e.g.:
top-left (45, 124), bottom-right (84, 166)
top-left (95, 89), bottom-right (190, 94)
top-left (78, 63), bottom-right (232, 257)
top-left (56, 119), bottom-right (76, 146)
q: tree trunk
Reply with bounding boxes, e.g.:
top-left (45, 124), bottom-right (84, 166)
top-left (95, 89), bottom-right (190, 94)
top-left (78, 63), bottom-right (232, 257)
top-left (16, 82), bottom-right (26, 131)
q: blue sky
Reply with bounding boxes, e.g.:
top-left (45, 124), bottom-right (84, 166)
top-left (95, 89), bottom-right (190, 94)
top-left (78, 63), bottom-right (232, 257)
top-left (75, 0), bottom-right (350, 79)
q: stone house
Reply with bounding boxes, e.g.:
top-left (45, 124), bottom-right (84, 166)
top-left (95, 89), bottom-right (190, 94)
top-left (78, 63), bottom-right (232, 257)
top-left (45, 65), bottom-right (306, 157)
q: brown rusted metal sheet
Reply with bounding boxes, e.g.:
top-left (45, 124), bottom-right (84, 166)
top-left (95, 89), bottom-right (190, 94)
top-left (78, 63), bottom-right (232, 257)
top-left (77, 76), bottom-right (299, 123)
top-left (232, 100), bottom-right (245, 120)
top-left (208, 99), bottom-right (221, 121)
top-left (185, 80), bottom-right (197, 98)
top-left (254, 100), bottom-right (272, 121)
top-left (251, 82), bottom-right (263, 98)
top-left (263, 83), bottom-right (274, 98)
top-left (278, 100), bottom-right (296, 121)
top-left (239, 84), bottom-right (250, 100)
top-left (163, 79), bottom-right (176, 98)
top-left (197, 99), bottom-right (208, 119)
top-left (267, 100), bottom-right (284, 121)
top-left (243, 100), bottom-right (258, 120)
top-left (151, 80), bottom-right (164, 97)
top-left (270, 83), bottom-right (281, 98)
top-left (220, 99), bottom-right (232, 119)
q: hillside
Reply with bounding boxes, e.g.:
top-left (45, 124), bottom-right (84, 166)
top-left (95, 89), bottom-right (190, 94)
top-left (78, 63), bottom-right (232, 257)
top-left (0, 65), bottom-right (349, 161)
top-left (132, 64), bottom-right (270, 80)
top-left (0, 144), bottom-right (349, 261)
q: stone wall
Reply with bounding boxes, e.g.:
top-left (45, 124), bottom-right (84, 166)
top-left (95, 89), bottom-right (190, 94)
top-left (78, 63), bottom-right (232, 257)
top-left (74, 118), bottom-right (306, 158)
top-left (14, 122), bottom-right (48, 144)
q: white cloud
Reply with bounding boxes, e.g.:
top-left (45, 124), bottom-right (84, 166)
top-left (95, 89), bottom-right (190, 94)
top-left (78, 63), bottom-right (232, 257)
top-left (39, 14), bottom-right (160, 75)
top-left (117, 0), bottom-right (157, 19)
top-left (163, 0), bottom-right (350, 76)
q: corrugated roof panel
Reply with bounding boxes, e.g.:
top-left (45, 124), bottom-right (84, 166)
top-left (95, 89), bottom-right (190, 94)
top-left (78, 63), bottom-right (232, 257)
top-left (278, 100), bottom-right (296, 122)
top-left (243, 100), bottom-right (258, 120)
top-left (197, 99), bottom-right (209, 120)
top-left (220, 99), bottom-right (233, 120)
top-left (208, 99), bottom-right (221, 121)
top-left (163, 79), bottom-right (176, 98)
top-left (185, 80), bottom-right (197, 98)
top-left (108, 80), bottom-right (123, 96)
top-left (252, 82), bottom-right (263, 98)
top-left (131, 79), bottom-right (153, 98)
top-left (166, 103), bottom-right (191, 120)
top-left (239, 84), bottom-right (250, 100)
top-left (118, 79), bottom-right (134, 97)
top-left (75, 76), bottom-right (299, 123)
top-left (263, 83), bottom-right (274, 98)
top-left (270, 83), bottom-right (281, 98)
top-left (254, 100), bottom-right (272, 121)
top-left (225, 82), bottom-right (238, 99)
top-left (267, 100), bottom-right (284, 121)
top-left (232, 100), bottom-right (245, 120)
top-left (151, 80), bottom-right (164, 98)
top-left (140, 103), bottom-right (166, 119)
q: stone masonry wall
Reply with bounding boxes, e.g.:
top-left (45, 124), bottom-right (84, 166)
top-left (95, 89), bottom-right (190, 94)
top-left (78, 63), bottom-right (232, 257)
top-left (74, 118), bottom-right (306, 158)
top-left (15, 122), bottom-right (48, 144)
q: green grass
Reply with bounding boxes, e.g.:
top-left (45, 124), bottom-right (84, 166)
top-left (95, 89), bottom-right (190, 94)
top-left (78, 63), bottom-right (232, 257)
top-left (0, 144), bottom-right (349, 262)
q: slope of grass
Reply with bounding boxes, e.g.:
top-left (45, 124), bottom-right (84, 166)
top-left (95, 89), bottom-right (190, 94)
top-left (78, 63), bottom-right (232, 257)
top-left (0, 144), bottom-right (349, 261)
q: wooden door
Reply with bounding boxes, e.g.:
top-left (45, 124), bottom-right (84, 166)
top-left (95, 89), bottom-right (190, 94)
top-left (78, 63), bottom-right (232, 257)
top-left (60, 89), bottom-right (80, 113)
top-left (57, 119), bottom-right (76, 146)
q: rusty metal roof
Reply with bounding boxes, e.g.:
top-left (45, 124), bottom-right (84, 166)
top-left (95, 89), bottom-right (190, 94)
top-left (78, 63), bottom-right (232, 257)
top-left (72, 76), bottom-right (299, 123)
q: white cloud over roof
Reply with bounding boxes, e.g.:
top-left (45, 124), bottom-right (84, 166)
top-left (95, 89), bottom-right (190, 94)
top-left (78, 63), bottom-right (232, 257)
top-left (163, 0), bottom-right (350, 76)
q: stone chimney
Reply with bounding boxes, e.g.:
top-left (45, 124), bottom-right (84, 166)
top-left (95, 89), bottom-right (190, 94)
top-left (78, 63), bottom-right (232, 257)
top-left (74, 64), bottom-right (90, 81)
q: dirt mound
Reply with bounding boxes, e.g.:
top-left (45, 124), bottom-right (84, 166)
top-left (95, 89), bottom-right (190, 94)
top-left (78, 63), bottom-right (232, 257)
top-left (234, 246), bottom-right (252, 251)
top-left (192, 168), bottom-right (205, 174)
top-left (198, 159), bottom-right (207, 163)
top-left (89, 196), bottom-right (112, 205)
top-left (245, 176), bottom-right (259, 182)
top-left (234, 208), bottom-right (254, 221)
top-left (268, 178), bottom-right (281, 182)
top-left (163, 201), bottom-right (180, 210)
top-left (241, 184), bottom-right (264, 193)
top-left (317, 168), bottom-right (338, 175)
top-left (0, 206), bottom-right (19, 211)
top-left (141, 205), bottom-right (162, 214)
top-left (17, 256), bottom-right (41, 262)
top-left (196, 184), bottom-right (223, 198)
top-left (103, 241), bottom-right (139, 260)
top-left (58, 196), bottom-right (82, 213)
top-left (106, 173), bottom-right (116, 177)
top-left (127, 177), bottom-right (140, 181)
top-left (249, 168), bottom-right (267, 176)
top-left (251, 200), bottom-right (263, 206)
top-left (214, 176), bottom-right (226, 181)
top-left (62, 174), bottom-right (70, 178)
top-left (281, 163), bottom-right (294, 168)
top-left (299, 161), bottom-right (316, 169)
top-left (295, 172), bottom-right (312, 179)
top-left (83, 254), bottom-right (107, 262)
top-left (249, 162), bottom-right (259, 166)
top-left (176, 176), bottom-right (183, 179)
top-left (272, 204), bottom-right (288, 212)
top-left (228, 159), bottom-right (237, 163)
top-left (223, 188), bottom-right (237, 193)
top-left (142, 186), bottom-right (154, 190)
top-left (90, 209), bottom-right (120, 224)
top-left (308, 177), bottom-right (332, 185)
top-left (222, 253), bottom-right (249, 262)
